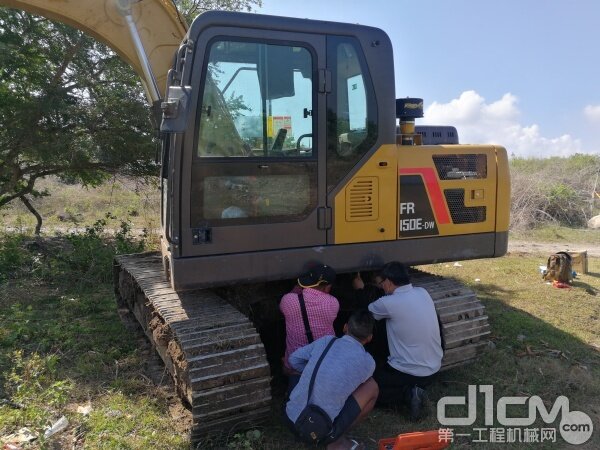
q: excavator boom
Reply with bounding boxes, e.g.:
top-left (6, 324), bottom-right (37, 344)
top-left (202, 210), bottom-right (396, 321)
top-left (0, 0), bottom-right (187, 100)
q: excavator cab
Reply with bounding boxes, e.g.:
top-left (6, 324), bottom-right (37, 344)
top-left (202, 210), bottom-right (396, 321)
top-left (161, 12), bottom-right (399, 289)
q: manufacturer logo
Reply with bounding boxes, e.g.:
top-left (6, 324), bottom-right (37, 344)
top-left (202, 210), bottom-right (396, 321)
top-left (437, 385), bottom-right (593, 445)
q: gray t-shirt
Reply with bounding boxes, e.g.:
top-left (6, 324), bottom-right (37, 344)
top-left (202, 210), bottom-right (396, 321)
top-left (285, 335), bottom-right (375, 423)
top-left (368, 283), bottom-right (443, 376)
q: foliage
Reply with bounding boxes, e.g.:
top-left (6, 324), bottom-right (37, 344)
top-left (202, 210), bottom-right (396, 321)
top-left (174, 0), bottom-right (262, 23)
top-left (227, 429), bottom-right (264, 449)
top-left (0, 8), bottom-right (157, 232)
top-left (0, 233), bottom-right (29, 281)
top-left (226, 91), bottom-right (253, 120)
top-left (6, 350), bottom-right (73, 408)
top-left (0, 1), bottom-right (263, 233)
top-left (510, 154), bottom-right (600, 229)
top-left (0, 214), bottom-right (146, 287)
top-left (0, 230), bottom-right (187, 448)
top-left (59, 214), bottom-right (147, 286)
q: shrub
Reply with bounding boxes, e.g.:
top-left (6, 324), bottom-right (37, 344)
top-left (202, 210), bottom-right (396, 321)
top-left (510, 154), bottom-right (600, 229)
top-left (0, 234), bottom-right (32, 281)
top-left (0, 213), bottom-right (147, 287)
top-left (58, 215), bottom-right (147, 286)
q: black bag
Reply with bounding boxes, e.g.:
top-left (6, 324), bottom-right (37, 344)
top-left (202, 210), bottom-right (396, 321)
top-left (294, 404), bottom-right (333, 444)
top-left (293, 337), bottom-right (337, 444)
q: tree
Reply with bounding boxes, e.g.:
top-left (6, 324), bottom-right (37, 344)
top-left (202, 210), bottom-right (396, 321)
top-left (0, 9), bottom-right (156, 234)
top-left (174, 0), bottom-right (261, 23)
top-left (0, 0), bottom-right (262, 234)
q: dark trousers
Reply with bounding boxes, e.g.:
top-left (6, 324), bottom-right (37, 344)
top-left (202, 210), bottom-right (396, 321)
top-left (374, 363), bottom-right (436, 406)
top-left (286, 374), bottom-right (300, 397)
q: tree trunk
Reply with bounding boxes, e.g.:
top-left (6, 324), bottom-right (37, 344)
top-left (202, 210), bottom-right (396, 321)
top-left (20, 195), bottom-right (43, 235)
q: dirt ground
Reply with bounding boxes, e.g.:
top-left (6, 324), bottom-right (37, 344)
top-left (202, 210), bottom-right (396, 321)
top-left (509, 240), bottom-right (600, 257)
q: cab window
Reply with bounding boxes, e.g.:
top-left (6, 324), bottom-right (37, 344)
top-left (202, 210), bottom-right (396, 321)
top-left (327, 37), bottom-right (378, 192)
top-left (196, 40), bottom-right (314, 158)
top-left (190, 38), bottom-right (318, 226)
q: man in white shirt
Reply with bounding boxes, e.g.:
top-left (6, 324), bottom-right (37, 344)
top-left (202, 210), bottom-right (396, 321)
top-left (368, 261), bottom-right (443, 420)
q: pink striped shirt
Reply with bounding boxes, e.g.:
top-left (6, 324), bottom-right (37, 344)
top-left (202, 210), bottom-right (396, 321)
top-left (280, 287), bottom-right (339, 369)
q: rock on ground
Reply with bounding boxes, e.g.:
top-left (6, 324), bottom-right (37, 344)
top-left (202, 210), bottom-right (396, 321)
top-left (588, 215), bottom-right (600, 229)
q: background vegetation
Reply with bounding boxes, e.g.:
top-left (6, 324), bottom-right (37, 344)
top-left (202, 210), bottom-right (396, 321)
top-left (510, 154), bottom-right (600, 229)
top-left (0, 8), bottom-right (158, 235)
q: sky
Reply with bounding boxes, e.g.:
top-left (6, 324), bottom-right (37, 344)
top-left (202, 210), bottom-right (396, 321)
top-left (257, 0), bottom-right (600, 158)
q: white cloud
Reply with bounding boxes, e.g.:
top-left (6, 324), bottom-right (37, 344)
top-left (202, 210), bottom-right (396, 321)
top-left (421, 90), bottom-right (585, 158)
top-left (583, 104), bottom-right (600, 123)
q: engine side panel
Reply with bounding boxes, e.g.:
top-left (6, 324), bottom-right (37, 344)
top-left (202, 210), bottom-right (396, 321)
top-left (333, 143), bottom-right (510, 243)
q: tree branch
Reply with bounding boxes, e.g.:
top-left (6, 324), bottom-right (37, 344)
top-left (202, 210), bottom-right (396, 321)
top-left (20, 195), bottom-right (43, 235)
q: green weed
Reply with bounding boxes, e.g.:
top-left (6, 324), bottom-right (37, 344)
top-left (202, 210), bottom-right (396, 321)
top-left (0, 234), bottom-right (31, 281)
top-left (59, 215), bottom-right (147, 286)
top-left (0, 227), bottom-right (180, 448)
top-left (227, 429), bottom-right (264, 449)
top-left (0, 350), bottom-right (74, 436)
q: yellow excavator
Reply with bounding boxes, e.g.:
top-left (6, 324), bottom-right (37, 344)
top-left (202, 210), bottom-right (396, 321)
top-left (1, 0), bottom-right (510, 442)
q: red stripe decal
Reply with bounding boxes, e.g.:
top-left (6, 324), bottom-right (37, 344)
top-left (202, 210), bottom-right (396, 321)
top-left (399, 167), bottom-right (451, 224)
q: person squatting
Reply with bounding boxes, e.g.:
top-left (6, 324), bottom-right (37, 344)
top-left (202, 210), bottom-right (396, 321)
top-left (279, 261), bottom-right (444, 450)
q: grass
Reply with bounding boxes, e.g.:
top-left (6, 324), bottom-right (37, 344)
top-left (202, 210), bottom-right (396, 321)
top-left (0, 176), bottom-right (599, 448)
top-left (0, 177), bottom-right (160, 234)
top-left (0, 283), bottom-right (189, 449)
top-left (0, 227), bottom-right (189, 449)
top-left (0, 229), bottom-right (598, 449)
top-left (261, 254), bottom-right (599, 450)
top-left (510, 226), bottom-right (600, 245)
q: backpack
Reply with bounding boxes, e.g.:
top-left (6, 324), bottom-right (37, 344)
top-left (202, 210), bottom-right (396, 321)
top-left (543, 252), bottom-right (573, 284)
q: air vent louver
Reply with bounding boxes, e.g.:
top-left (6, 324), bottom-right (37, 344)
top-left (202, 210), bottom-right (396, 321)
top-left (345, 177), bottom-right (378, 221)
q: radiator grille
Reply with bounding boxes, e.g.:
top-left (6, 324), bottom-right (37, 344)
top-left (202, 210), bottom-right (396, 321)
top-left (444, 189), bottom-right (486, 223)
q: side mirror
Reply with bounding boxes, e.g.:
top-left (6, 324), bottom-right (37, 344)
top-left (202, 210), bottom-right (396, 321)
top-left (258, 46), bottom-right (295, 100)
top-left (161, 85), bottom-right (193, 133)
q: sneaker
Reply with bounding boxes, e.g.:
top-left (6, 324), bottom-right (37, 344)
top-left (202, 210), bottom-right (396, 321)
top-left (348, 438), bottom-right (365, 450)
top-left (409, 386), bottom-right (426, 421)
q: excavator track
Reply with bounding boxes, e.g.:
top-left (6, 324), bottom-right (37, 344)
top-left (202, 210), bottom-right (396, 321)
top-left (113, 253), bottom-right (272, 442)
top-left (410, 270), bottom-right (491, 370)
top-left (114, 253), bottom-right (489, 443)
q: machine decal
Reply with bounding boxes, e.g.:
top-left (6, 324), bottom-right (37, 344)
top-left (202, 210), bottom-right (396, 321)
top-left (267, 115), bottom-right (292, 137)
top-left (398, 174), bottom-right (440, 237)
top-left (399, 167), bottom-right (451, 224)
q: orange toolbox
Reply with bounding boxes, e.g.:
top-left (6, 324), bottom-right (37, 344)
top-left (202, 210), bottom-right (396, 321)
top-left (378, 430), bottom-right (450, 450)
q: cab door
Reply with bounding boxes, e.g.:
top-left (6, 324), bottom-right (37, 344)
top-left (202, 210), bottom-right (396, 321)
top-left (180, 30), bottom-right (327, 257)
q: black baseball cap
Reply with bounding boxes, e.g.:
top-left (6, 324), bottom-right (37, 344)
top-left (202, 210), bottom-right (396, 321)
top-left (298, 264), bottom-right (336, 288)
